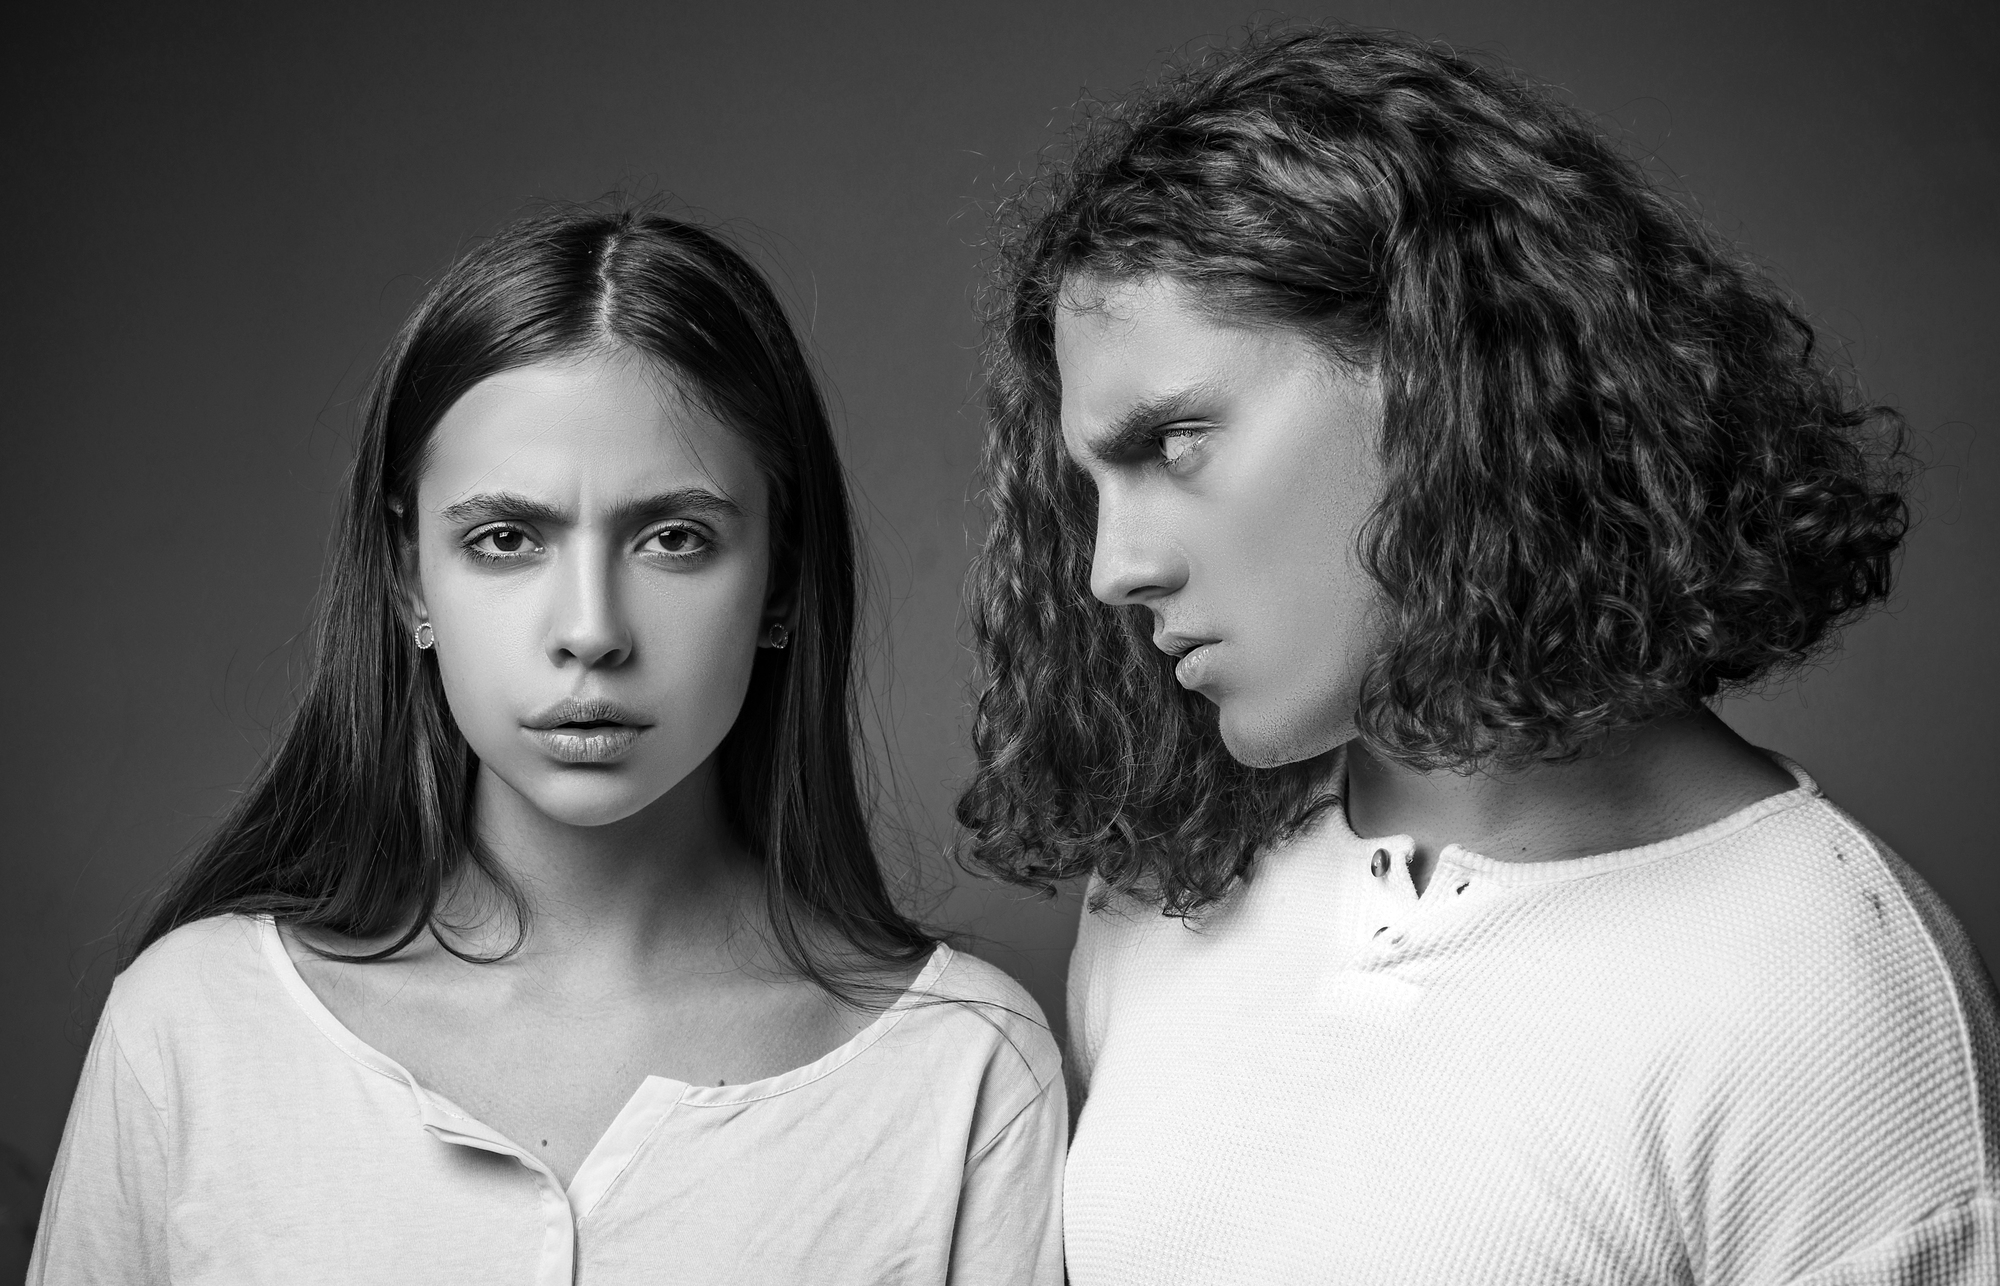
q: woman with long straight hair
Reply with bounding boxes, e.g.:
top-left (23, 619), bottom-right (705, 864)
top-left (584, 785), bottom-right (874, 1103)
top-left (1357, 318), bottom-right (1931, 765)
top-left (33, 207), bottom-right (1064, 1284)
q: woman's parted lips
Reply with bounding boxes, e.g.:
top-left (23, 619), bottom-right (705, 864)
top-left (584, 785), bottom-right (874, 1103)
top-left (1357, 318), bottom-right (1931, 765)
top-left (521, 696), bottom-right (654, 731)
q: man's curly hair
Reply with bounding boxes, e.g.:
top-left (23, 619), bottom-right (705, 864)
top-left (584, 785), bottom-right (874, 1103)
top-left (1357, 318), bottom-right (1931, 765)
top-left (955, 26), bottom-right (1911, 914)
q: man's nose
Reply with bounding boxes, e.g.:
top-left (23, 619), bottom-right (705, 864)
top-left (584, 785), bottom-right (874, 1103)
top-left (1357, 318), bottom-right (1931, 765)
top-left (1088, 488), bottom-right (1187, 608)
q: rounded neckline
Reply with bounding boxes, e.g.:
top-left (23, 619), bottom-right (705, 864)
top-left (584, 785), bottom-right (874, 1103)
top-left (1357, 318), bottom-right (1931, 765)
top-left (258, 916), bottom-right (955, 1108)
top-left (1316, 744), bottom-right (1823, 885)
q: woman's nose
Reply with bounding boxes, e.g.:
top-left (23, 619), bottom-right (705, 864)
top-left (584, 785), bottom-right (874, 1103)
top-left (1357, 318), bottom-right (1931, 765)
top-left (545, 542), bottom-right (633, 669)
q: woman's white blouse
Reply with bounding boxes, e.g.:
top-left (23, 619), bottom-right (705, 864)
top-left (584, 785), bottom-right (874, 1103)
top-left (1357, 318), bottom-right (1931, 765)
top-left (31, 914), bottom-right (1065, 1285)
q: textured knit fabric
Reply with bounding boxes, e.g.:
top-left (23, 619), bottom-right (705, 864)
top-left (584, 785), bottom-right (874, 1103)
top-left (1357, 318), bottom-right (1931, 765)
top-left (33, 914), bottom-right (1065, 1286)
top-left (1065, 752), bottom-right (1999, 1284)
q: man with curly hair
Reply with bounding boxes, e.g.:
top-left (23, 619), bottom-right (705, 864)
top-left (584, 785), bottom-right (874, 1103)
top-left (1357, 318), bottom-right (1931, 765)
top-left (958, 26), bottom-right (1998, 1284)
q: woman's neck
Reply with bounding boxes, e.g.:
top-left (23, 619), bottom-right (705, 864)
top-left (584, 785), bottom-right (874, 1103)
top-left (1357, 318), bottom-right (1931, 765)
top-left (444, 756), bottom-right (766, 974)
top-left (1343, 708), bottom-right (1799, 893)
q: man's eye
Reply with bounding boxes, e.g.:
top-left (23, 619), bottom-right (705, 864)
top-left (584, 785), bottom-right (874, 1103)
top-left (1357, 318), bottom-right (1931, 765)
top-left (1159, 429), bottom-right (1208, 466)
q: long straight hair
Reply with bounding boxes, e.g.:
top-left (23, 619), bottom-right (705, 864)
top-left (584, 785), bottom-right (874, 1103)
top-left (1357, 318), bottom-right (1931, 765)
top-left (136, 208), bottom-right (934, 996)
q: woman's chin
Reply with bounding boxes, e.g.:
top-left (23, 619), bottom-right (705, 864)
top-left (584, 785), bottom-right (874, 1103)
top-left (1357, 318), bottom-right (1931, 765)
top-left (532, 791), bottom-right (660, 829)
top-left (486, 761), bottom-right (676, 830)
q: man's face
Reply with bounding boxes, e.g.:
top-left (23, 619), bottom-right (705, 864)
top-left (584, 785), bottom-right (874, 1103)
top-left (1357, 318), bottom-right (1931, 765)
top-left (1054, 272), bottom-right (1386, 768)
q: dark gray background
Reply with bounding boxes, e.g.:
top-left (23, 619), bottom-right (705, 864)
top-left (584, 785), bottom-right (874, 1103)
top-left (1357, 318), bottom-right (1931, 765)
top-left (5, 0), bottom-right (1994, 1264)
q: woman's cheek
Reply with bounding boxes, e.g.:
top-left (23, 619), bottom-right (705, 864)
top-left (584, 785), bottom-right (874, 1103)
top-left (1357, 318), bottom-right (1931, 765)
top-left (635, 593), bottom-right (761, 741)
top-left (431, 611), bottom-right (533, 760)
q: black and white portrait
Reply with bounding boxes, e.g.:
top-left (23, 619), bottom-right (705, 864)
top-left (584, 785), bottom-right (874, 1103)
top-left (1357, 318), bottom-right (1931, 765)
top-left (8, 2), bottom-right (1995, 1281)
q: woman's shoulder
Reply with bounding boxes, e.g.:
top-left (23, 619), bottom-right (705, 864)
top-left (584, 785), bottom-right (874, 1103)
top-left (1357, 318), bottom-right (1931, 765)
top-left (915, 945), bottom-right (1063, 1092)
top-left (107, 913), bottom-right (282, 1030)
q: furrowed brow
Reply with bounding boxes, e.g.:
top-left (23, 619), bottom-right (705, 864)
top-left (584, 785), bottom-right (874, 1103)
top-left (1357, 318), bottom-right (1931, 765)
top-left (1086, 387), bottom-right (1211, 465)
top-left (437, 492), bottom-right (569, 527)
top-left (435, 488), bottom-right (747, 529)
top-left (605, 488), bottom-right (746, 527)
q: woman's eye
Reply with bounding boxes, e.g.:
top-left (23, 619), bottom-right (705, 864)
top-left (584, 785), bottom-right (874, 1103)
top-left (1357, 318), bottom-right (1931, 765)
top-left (466, 526), bottom-right (539, 559)
top-left (646, 525), bottom-right (712, 558)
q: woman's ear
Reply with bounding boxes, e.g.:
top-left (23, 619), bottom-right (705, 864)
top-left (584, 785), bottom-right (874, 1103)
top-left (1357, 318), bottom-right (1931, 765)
top-left (761, 555), bottom-right (796, 631)
top-left (761, 581), bottom-right (795, 634)
top-left (389, 499), bottom-right (430, 629)
top-left (756, 562), bottom-right (797, 652)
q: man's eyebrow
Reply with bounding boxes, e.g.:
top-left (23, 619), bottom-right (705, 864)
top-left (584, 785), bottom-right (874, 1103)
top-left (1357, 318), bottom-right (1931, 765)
top-left (436, 488), bottom-right (745, 528)
top-left (1084, 387), bottom-right (1213, 464)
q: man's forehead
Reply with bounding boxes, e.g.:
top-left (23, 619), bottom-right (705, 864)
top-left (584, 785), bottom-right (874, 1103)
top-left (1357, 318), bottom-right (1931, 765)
top-left (1055, 271), bottom-right (1194, 334)
top-left (1056, 309), bottom-right (1242, 422)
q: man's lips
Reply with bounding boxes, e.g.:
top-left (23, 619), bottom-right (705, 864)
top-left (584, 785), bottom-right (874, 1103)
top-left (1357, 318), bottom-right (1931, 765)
top-left (1172, 642), bottom-right (1219, 688)
top-left (1155, 634), bottom-right (1223, 689)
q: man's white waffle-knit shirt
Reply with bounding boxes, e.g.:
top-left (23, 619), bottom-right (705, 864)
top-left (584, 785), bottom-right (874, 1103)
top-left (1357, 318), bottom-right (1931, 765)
top-left (1064, 752), bottom-right (1999, 1284)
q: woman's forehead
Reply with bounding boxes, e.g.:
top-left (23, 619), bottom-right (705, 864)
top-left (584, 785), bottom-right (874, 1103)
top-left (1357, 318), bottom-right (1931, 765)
top-left (420, 353), bottom-right (766, 517)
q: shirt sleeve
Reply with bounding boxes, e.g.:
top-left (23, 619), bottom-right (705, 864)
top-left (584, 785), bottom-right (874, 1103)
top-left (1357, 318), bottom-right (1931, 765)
top-left (1688, 815), bottom-right (2000, 1284)
top-left (1784, 1193), bottom-right (1999, 1285)
top-left (947, 1076), bottom-right (1068, 1286)
top-left (29, 1013), bottom-right (172, 1284)
top-left (1066, 879), bottom-right (1109, 1114)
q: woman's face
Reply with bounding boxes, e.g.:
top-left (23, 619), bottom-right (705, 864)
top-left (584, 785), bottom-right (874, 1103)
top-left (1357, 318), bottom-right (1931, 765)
top-left (1054, 272), bottom-right (1385, 768)
top-left (410, 349), bottom-right (777, 828)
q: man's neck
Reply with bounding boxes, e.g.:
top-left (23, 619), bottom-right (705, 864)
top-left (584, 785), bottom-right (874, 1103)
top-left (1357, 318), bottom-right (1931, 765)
top-left (1343, 709), bottom-right (1799, 894)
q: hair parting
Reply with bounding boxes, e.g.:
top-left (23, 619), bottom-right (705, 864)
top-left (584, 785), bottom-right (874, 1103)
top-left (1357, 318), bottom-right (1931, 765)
top-left (138, 205), bottom-right (934, 1003)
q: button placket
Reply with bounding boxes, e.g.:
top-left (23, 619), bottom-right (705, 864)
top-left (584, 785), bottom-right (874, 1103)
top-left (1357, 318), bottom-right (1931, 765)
top-left (414, 1091), bottom-right (577, 1286)
top-left (1317, 837), bottom-right (1429, 1015)
top-left (1362, 840), bottom-right (1420, 951)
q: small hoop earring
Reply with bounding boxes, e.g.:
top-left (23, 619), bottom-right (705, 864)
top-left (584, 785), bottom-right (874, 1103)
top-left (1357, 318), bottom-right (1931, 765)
top-left (414, 622), bottom-right (435, 650)
top-left (762, 623), bottom-right (790, 651)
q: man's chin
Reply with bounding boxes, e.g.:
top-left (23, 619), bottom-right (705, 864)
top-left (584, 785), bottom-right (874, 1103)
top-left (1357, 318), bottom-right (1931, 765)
top-left (1217, 701), bottom-right (1354, 770)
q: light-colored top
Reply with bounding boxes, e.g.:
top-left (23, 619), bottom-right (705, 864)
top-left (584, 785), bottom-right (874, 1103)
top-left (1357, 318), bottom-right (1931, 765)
top-left (32, 914), bottom-right (1065, 1285)
top-left (1065, 751), bottom-right (1999, 1284)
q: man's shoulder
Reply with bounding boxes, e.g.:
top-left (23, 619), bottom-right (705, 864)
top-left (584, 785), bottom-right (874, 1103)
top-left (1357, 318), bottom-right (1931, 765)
top-left (1626, 794), bottom-right (2000, 1247)
top-left (1656, 795), bottom-right (1996, 1138)
top-left (1687, 793), bottom-right (1990, 1012)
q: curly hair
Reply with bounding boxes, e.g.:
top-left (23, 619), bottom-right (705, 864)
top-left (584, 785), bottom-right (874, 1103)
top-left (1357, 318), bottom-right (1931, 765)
top-left (955, 26), bottom-right (1911, 913)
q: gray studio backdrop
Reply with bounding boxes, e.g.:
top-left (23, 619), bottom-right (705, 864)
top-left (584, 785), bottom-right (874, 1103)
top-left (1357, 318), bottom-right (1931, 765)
top-left (5, 0), bottom-right (1994, 1261)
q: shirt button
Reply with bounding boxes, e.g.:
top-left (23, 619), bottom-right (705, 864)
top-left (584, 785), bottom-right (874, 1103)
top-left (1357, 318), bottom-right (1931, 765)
top-left (1370, 848), bottom-right (1391, 877)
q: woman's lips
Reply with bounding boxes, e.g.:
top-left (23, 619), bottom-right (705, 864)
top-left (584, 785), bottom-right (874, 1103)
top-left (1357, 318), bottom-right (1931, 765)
top-left (525, 724), bottom-right (646, 764)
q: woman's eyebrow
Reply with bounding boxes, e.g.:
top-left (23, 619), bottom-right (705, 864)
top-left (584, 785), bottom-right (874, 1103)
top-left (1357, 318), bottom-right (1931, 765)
top-left (605, 488), bottom-right (746, 526)
top-left (1085, 387), bottom-right (1212, 464)
top-left (437, 491), bottom-right (567, 527)
top-left (436, 488), bottom-right (745, 528)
